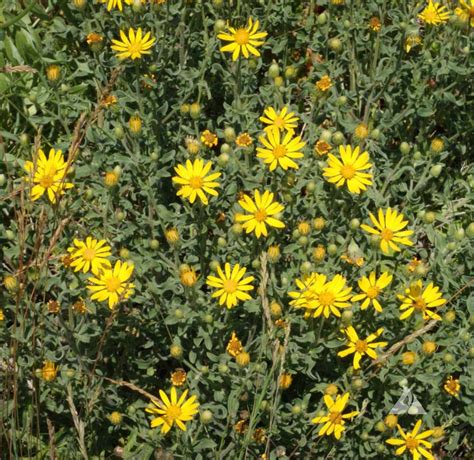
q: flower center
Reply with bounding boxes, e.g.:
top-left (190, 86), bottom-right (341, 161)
top-left (82, 248), bottom-right (96, 261)
top-left (254, 209), bottom-right (267, 222)
top-left (223, 279), bottom-right (238, 293)
top-left (341, 164), bottom-right (356, 179)
top-left (105, 276), bottom-right (121, 292)
top-left (405, 437), bottom-right (419, 450)
top-left (355, 340), bottom-right (368, 352)
top-left (273, 117), bottom-right (284, 128)
top-left (318, 290), bottom-right (335, 307)
top-left (189, 176), bottom-right (204, 189)
top-left (273, 145), bottom-right (287, 158)
top-left (128, 42), bottom-right (143, 55)
top-left (166, 405), bottom-right (182, 421)
top-left (470, 7), bottom-right (474, 18)
top-left (366, 286), bottom-right (380, 299)
top-left (39, 173), bottom-right (55, 188)
top-left (234, 28), bottom-right (250, 45)
top-left (380, 228), bottom-right (393, 241)
top-left (414, 297), bottom-right (426, 311)
top-left (328, 411), bottom-right (342, 424)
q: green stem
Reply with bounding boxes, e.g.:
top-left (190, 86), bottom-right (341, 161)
top-left (0, 1), bottom-right (36, 29)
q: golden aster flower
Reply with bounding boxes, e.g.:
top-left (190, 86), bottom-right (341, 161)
top-left (24, 148), bottom-right (73, 203)
top-left (422, 340), bottom-right (437, 354)
top-left (385, 414), bottom-right (398, 429)
top-left (72, 299), bottom-right (88, 314)
top-left (354, 123), bottom-right (369, 140)
top-left (179, 266), bottom-right (198, 287)
top-left (402, 351), bottom-right (418, 365)
top-left (200, 129), bottom-right (218, 147)
top-left (405, 35), bottom-right (422, 53)
top-left (314, 139), bottom-right (332, 156)
top-left (101, 94), bottom-right (117, 107)
top-left (386, 420), bottom-right (434, 459)
top-left (398, 280), bottom-right (447, 321)
top-left (235, 132), bottom-right (253, 147)
top-left (217, 18), bottom-right (267, 61)
top-left (269, 301), bottom-right (282, 317)
top-left (274, 318), bottom-right (287, 328)
top-left (323, 145), bottom-right (373, 194)
top-left (443, 376), bottom-right (460, 397)
top-left (279, 373), bottom-right (293, 389)
top-left (330, 0), bottom-right (345, 4)
top-left (46, 65), bottom-right (60, 81)
top-left (104, 171), bottom-right (119, 187)
top-left (172, 158), bottom-right (221, 205)
top-left (41, 361), bottom-right (58, 381)
top-left (170, 368), bottom-right (187, 387)
top-left (351, 271), bottom-right (393, 313)
top-left (259, 107), bottom-right (299, 133)
top-left (324, 383), bottom-right (339, 396)
top-left (226, 331), bottom-right (244, 357)
top-left (418, 1), bottom-right (450, 25)
top-left (0, 309), bottom-right (4, 321)
top-left (185, 136), bottom-right (201, 155)
top-left (234, 419), bottom-right (248, 433)
top-left (369, 16), bottom-right (382, 31)
top-left (313, 246), bottom-right (326, 262)
top-left (430, 137), bottom-right (444, 152)
top-left (267, 244), bottom-right (281, 262)
top-left (67, 237), bottom-right (112, 275)
top-left (206, 262), bottom-right (255, 309)
top-left (129, 114), bottom-right (142, 134)
top-left (87, 260), bottom-right (135, 309)
top-left (47, 300), bottom-right (60, 313)
top-left (100, 0), bottom-right (139, 11)
top-left (235, 190), bottom-right (285, 238)
top-left (311, 392), bottom-right (359, 440)
top-left (340, 253), bottom-right (365, 267)
top-left (236, 351), bottom-right (250, 367)
top-left (361, 208), bottom-right (414, 254)
top-left (337, 326), bottom-right (387, 369)
top-left (289, 273), bottom-right (352, 318)
top-left (109, 411), bottom-right (122, 425)
top-left (298, 221), bottom-right (311, 235)
top-left (146, 387), bottom-right (199, 434)
top-left (86, 32), bottom-right (103, 45)
top-left (407, 257), bottom-right (421, 272)
top-left (165, 227), bottom-right (180, 245)
top-left (256, 129), bottom-right (306, 171)
top-left (111, 28), bottom-right (156, 60)
top-left (253, 428), bottom-right (266, 444)
top-left (3, 275), bottom-right (17, 291)
top-left (316, 75), bottom-right (333, 92)
top-left (455, 0), bottom-right (474, 26)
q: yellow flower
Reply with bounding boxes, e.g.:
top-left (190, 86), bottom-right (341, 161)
top-left (316, 75), bottom-right (333, 92)
top-left (86, 32), bottom-right (103, 45)
top-left (87, 260), bottom-right (135, 309)
top-left (24, 148), bottom-right (73, 203)
top-left (101, 94), bottom-right (117, 107)
top-left (369, 16), bottom-right (382, 32)
top-left (185, 136), bottom-right (201, 155)
top-left (418, 1), bottom-right (450, 25)
top-left (109, 411), bottom-right (122, 425)
top-left (405, 35), bottom-right (422, 53)
top-left (267, 244), bottom-right (281, 262)
top-left (73, 299), bottom-right (88, 314)
top-left (257, 129), bottom-right (305, 171)
top-left (146, 387), bottom-right (199, 434)
top-left (170, 368), bottom-right (187, 387)
top-left (100, 0), bottom-right (139, 11)
top-left (289, 273), bottom-right (352, 318)
top-left (3, 275), bottom-right (17, 291)
top-left (41, 361), bottom-right (58, 381)
top-left (172, 158), bottom-right (221, 205)
top-left (46, 65), bottom-right (60, 81)
top-left (354, 123), bottom-right (369, 140)
top-left (455, 0), bottom-right (474, 26)
top-left (104, 171), bottom-right (119, 187)
top-left (361, 208), bottom-right (414, 254)
top-left (311, 392), bottom-right (359, 440)
top-left (129, 114), bottom-right (142, 133)
top-left (111, 28), bottom-right (156, 60)
top-left (337, 326), bottom-right (387, 369)
top-left (236, 351), bottom-right (251, 367)
top-left (226, 331), bottom-right (244, 357)
top-left (351, 272), bottom-right (392, 313)
top-left (314, 140), bottom-right (332, 156)
top-left (235, 190), bottom-right (285, 238)
top-left (217, 18), bottom-right (267, 60)
top-left (67, 237), bottom-right (112, 275)
top-left (165, 227), bottom-right (180, 245)
top-left (324, 384), bottom-right (339, 396)
top-left (402, 351), bottom-right (418, 365)
top-left (430, 137), bottom-right (444, 152)
top-left (47, 300), bottom-right (60, 313)
top-left (298, 221), bottom-right (311, 236)
top-left (386, 420), bottom-right (434, 459)
top-left (313, 246), bottom-right (326, 262)
top-left (201, 129), bottom-right (218, 147)
top-left (179, 266), bottom-right (198, 287)
top-left (384, 414), bottom-right (398, 429)
top-left (206, 263), bottom-right (255, 309)
top-left (323, 145), bottom-right (373, 194)
top-left (398, 280), bottom-right (447, 321)
top-left (0, 309), bottom-right (4, 321)
top-left (443, 376), bottom-right (461, 397)
top-left (259, 107), bottom-right (299, 133)
top-left (422, 340), bottom-right (437, 354)
top-left (236, 132), bottom-right (253, 147)
top-left (279, 373), bottom-right (293, 389)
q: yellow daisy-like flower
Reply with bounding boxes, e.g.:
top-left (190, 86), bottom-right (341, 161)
top-left (398, 280), bottom-right (447, 321)
top-left (314, 140), bottom-right (332, 156)
top-left (24, 148), bottom-right (73, 203)
top-left (443, 376), bottom-right (461, 397)
top-left (146, 387), bottom-right (199, 434)
top-left (111, 28), bottom-right (156, 60)
top-left (316, 75), bottom-right (333, 92)
top-left (418, 1), bottom-right (450, 25)
top-left (40, 361), bottom-right (58, 381)
top-left (217, 18), bottom-right (267, 61)
top-left (361, 208), bottom-right (414, 254)
top-left (337, 326), bottom-right (387, 369)
top-left (170, 368), bottom-right (187, 387)
top-left (323, 145), bottom-right (373, 194)
top-left (201, 130), bottom-right (218, 147)
top-left (256, 129), bottom-right (306, 171)
top-left (351, 272), bottom-right (393, 313)
top-left (311, 392), bottom-right (359, 440)
top-left (100, 0), bottom-right (144, 10)
top-left (226, 331), bottom-right (244, 357)
top-left (87, 260), bottom-right (135, 309)
top-left (405, 35), bottom-right (422, 53)
top-left (172, 159), bottom-right (221, 205)
top-left (67, 237), bottom-right (112, 275)
top-left (455, 0), bottom-right (474, 26)
top-left (259, 107), bottom-right (300, 133)
top-left (206, 263), bottom-right (255, 309)
top-left (235, 190), bottom-right (285, 238)
top-left (289, 273), bottom-right (352, 318)
top-left (235, 132), bottom-right (253, 147)
top-left (386, 420), bottom-right (434, 460)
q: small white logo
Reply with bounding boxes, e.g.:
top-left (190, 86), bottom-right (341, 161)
top-left (389, 386), bottom-right (426, 415)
